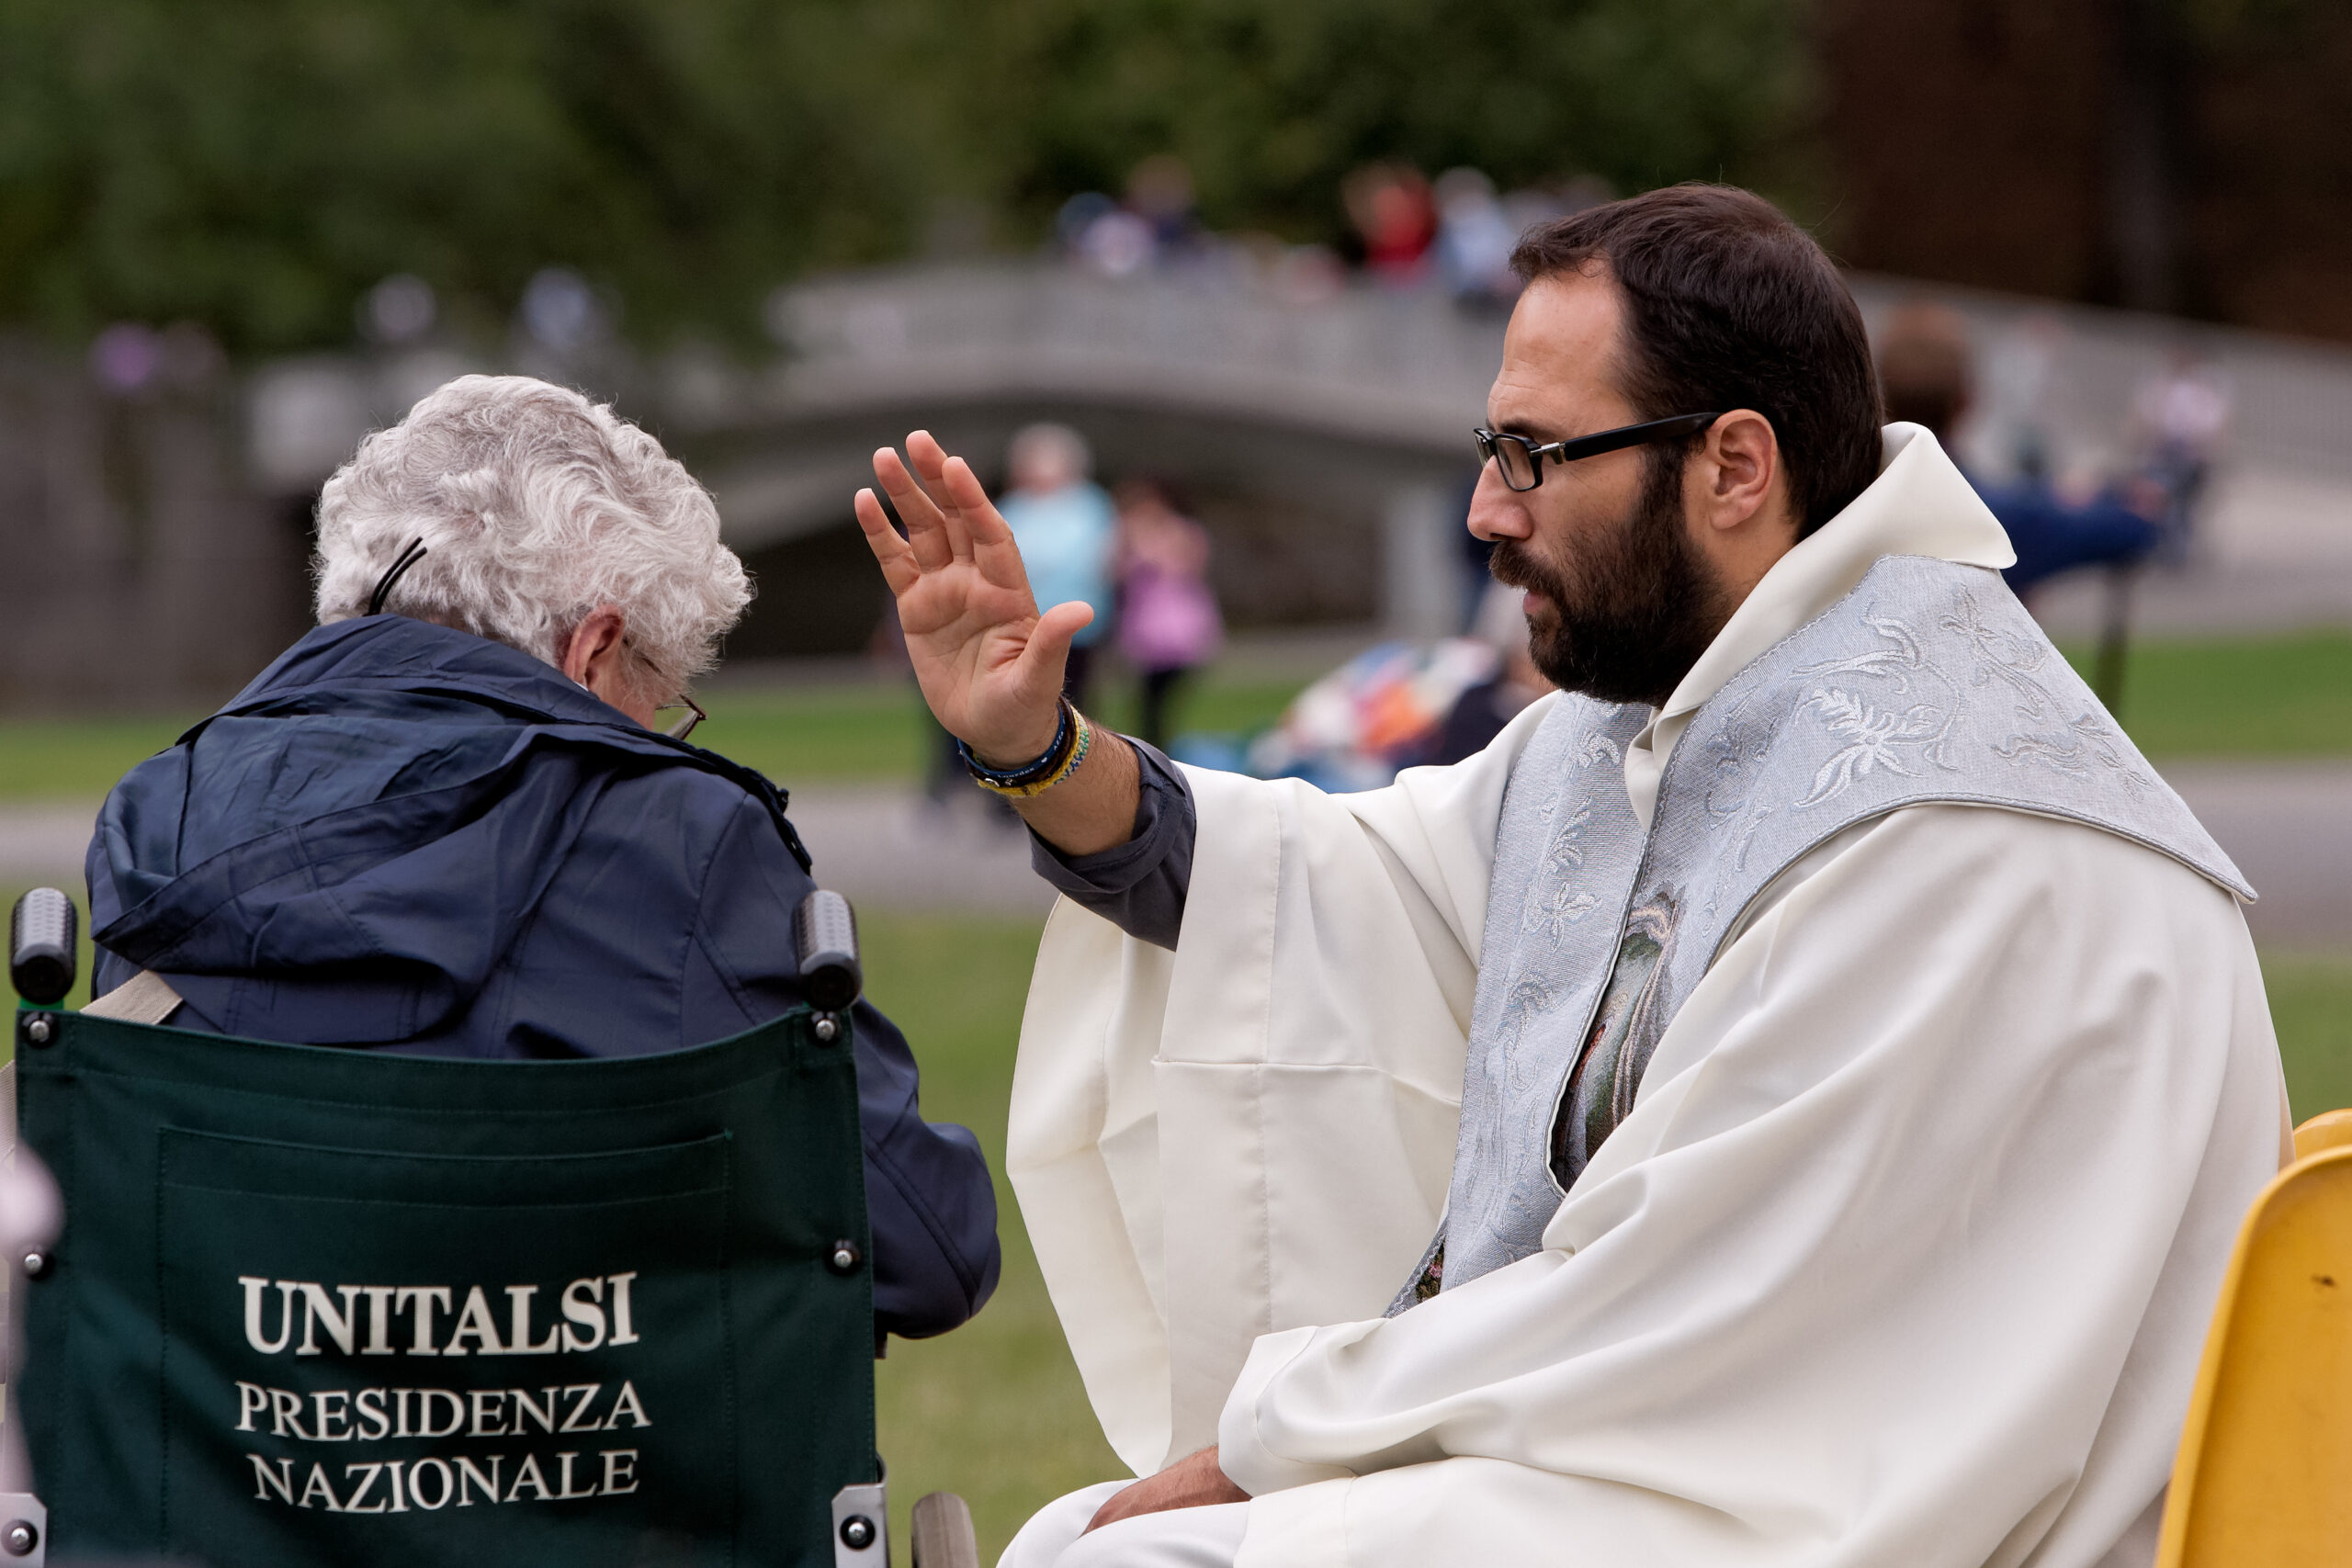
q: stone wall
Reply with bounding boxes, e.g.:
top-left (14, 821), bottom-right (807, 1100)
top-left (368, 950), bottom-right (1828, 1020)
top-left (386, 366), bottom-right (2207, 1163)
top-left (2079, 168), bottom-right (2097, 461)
top-left (0, 342), bottom-right (309, 713)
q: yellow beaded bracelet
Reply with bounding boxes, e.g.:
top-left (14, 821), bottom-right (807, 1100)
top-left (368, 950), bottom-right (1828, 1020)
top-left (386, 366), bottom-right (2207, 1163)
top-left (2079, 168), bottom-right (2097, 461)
top-left (972, 708), bottom-right (1093, 799)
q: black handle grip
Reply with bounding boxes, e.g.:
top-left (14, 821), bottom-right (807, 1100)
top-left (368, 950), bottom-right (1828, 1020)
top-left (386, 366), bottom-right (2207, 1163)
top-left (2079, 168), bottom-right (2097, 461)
top-left (10, 888), bottom-right (78, 1006)
top-left (794, 889), bottom-right (862, 1013)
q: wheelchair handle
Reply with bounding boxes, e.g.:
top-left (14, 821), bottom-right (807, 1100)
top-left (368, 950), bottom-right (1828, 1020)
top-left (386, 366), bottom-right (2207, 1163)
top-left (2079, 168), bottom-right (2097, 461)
top-left (794, 889), bottom-right (862, 1014)
top-left (9, 889), bottom-right (76, 1007)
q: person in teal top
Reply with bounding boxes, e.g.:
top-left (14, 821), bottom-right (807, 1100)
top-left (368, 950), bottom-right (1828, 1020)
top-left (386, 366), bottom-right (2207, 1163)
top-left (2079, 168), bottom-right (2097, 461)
top-left (998, 423), bottom-right (1118, 707)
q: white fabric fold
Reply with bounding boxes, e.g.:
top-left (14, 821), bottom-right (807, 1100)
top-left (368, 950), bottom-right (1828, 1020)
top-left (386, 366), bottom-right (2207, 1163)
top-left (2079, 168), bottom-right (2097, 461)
top-left (1009, 696), bottom-right (1554, 1473)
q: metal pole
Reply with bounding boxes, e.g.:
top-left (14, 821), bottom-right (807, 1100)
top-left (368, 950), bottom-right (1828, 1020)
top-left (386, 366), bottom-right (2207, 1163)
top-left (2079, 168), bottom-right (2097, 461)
top-left (2092, 562), bottom-right (2139, 719)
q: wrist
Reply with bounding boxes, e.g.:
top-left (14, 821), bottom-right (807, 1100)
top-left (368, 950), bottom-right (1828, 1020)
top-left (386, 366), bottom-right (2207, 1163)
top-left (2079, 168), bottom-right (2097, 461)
top-left (970, 709), bottom-right (1066, 772)
top-left (960, 701), bottom-right (1091, 798)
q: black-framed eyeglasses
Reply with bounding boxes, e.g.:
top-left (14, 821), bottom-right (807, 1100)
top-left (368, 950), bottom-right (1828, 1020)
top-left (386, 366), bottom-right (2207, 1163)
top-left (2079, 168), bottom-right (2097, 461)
top-left (1474, 412), bottom-right (1722, 492)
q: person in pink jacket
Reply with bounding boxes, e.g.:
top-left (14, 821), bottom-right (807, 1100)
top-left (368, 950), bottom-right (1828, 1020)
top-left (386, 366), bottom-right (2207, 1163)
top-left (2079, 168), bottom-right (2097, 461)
top-left (1113, 479), bottom-right (1224, 750)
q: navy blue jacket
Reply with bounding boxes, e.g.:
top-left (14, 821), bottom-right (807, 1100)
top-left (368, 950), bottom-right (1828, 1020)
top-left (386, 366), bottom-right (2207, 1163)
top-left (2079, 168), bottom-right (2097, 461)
top-left (85, 616), bottom-right (1000, 1339)
top-left (1970, 471), bottom-right (2159, 594)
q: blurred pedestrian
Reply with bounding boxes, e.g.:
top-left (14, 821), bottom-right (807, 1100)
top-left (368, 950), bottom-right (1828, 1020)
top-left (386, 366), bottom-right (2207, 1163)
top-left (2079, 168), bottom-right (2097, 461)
top-left (1062, 192), bottom-right (1155, 278)
top-left (1877, 303), bottom-right (2157, 599)
top-left (1344, 164), bottom-right (1438, 284)
top-left (1114, 479), bottom-right (1223, 750)
top-left (1428, 581), bottom-right (1554, 765)
top-left (1057, 155), bottom-right (1204, 280)
top-left (1126, 154), bottom-right (1203, 258)
top-left (1976, 310), bottom-right (2066, 483)
top-left (999, 423), bottom-right (1117, 708)
top-left (2130, 348), bottom-right (2233, 566)
top-left (1433, 168), bottom-right (1521, 313)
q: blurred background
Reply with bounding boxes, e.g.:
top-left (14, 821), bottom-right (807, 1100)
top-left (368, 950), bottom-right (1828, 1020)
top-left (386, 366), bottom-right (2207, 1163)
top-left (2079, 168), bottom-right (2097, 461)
top-left (2, 0), bottom-right (2348, 1556)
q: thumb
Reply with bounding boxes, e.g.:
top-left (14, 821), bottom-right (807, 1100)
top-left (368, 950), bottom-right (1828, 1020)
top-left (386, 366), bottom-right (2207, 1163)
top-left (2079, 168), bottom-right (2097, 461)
top-left (1017, 601), bottom-right (1095, 697)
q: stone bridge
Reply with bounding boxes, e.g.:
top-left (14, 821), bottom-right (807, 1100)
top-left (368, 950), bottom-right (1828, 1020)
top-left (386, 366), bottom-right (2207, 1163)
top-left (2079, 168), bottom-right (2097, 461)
top-left (6, 258), bottom-right (2349, 705)
top-left (287, 260), bottom-right (2352, 656)
top-left (666, 263), bottom-right (1509, 648)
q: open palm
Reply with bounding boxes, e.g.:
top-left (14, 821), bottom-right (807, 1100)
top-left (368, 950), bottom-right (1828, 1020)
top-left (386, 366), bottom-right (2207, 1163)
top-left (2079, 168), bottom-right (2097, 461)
top-left (853, 431), bottom-right (1094, 762)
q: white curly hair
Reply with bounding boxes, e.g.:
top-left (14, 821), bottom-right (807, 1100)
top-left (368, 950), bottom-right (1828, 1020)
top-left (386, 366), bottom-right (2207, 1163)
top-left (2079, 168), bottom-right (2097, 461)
top-left (312, 375), bottom-right (750, 701)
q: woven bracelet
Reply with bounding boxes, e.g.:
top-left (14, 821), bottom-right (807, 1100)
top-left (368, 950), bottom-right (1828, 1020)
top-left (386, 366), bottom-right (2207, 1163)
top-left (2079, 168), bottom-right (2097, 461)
top-left (969, 708), bottom-right (1093, 799)
top-left (957, 699), bottom-right (1074, 790)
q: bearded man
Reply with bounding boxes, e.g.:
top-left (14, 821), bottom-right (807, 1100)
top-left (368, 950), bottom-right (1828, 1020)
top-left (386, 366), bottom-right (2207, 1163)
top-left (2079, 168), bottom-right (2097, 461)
top-left (854, 186), bottom-right (2283, 1568)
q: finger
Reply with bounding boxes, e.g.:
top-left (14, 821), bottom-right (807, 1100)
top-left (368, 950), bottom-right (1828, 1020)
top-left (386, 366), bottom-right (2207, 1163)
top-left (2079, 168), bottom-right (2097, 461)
top-left (871, 446), bottom-right (945, 533)
top-left (871, 446), bottom-right (954, 572)
top-left (938, 455), bottom-right (1032, 589)
top-left (937, 456), bottom-right (1013, 544)
top-left (904, 429), bottom-right (957, 509)
top-left (904, 431), bottom-right (975, 561)
top-left (1015, 601), bottom-right (1094, 696)
top-left (851, 488), bottom-right (922, 596)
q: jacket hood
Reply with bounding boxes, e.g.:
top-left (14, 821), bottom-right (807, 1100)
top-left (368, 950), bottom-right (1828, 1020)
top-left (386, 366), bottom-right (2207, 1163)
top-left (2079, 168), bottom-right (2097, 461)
top-left (87, 615), bottom-right (803, 1043)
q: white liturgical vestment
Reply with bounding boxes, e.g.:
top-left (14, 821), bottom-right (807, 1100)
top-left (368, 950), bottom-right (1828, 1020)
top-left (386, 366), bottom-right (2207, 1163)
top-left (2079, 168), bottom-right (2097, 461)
top-left (1006, 427), bottom-right (2285, 1568)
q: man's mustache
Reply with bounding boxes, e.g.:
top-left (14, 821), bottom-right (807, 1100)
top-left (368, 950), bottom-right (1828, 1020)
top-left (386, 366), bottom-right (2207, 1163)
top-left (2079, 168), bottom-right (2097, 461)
top-left (1488, 541), bottom-right (1561, 598)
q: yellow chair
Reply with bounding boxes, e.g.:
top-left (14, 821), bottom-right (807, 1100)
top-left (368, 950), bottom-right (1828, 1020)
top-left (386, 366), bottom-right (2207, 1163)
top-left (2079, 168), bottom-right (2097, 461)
top-left (2292, 1108), bottom-right (2352, 1161)
top-left (2154, 1139), bottom-right (2352, 1567)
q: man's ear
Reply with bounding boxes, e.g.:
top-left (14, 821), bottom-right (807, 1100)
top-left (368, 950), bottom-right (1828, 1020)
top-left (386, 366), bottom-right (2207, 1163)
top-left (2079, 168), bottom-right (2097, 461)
top-left (1696, 411), bottom-right (1782, 536)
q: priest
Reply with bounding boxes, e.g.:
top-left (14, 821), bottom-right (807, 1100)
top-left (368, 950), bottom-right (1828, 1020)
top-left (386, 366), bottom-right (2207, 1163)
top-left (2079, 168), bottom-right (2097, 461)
top-left (852, 184), bottom-right (2286, 1568)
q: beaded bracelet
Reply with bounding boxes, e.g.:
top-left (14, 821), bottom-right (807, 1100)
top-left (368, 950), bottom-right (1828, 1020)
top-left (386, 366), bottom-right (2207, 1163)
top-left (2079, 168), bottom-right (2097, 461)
top-left (957, 699), bottom-right (1088, 795)
top-left (961, 705), bottom-right (1094, 799)
top-left (956, 700), bottom-right (1071, 788)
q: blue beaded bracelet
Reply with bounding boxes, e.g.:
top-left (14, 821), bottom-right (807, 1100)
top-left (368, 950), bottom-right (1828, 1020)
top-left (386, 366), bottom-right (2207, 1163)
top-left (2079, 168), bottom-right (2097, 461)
top-left (956, 699), bottom-right (1075, 788)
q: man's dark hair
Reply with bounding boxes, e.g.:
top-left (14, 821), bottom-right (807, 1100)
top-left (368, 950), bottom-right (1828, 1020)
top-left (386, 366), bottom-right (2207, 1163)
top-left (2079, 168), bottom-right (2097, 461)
top-left (1511, 185), bottom-right (1883, 537)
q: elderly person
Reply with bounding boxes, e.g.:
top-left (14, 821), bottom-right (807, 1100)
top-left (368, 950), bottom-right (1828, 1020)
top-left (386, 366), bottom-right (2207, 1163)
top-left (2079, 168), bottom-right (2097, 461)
top-left (84, 375), bottom-right (999, 1341)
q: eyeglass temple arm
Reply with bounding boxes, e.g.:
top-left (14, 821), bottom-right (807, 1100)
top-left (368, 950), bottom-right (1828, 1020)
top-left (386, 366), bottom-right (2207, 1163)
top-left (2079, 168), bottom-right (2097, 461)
top-left (1547, 412), bottom-right (1722, 464)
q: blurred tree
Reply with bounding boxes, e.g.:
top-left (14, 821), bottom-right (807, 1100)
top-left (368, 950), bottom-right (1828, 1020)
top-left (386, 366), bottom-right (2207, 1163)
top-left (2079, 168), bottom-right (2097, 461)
top-left (0, 0), bottom-right (933, 354)
top-left (936, 0), bottom-right (1814, 244)
top-left (0, 0), bottom-right (1811, 355)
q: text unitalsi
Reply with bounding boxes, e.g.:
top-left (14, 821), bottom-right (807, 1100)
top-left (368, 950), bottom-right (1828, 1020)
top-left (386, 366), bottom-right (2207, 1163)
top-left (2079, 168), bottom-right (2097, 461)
top-left (238, 1274), bottom-right (640, 1358)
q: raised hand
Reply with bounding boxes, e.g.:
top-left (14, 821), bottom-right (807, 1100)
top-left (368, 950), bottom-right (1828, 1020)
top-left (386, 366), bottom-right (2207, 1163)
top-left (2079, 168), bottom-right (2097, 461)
top-left (854, 431), bottom-right (1095, 766)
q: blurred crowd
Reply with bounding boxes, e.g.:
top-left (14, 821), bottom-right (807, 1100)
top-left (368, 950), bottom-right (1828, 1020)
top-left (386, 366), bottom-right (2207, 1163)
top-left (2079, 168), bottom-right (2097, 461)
top-left (62, 151), bottom-right (2252, 789)
top-left (911, 422), bottom-right (1227, 807)
top-left (1054, 153), bottom-right (1611, 312)
top-left (1879, 301), bottom-right (2233, 590)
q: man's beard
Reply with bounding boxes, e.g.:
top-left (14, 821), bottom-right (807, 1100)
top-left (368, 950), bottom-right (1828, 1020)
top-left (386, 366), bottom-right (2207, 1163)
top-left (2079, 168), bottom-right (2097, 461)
top-left (1489, 453), bottom-right (1731, 708)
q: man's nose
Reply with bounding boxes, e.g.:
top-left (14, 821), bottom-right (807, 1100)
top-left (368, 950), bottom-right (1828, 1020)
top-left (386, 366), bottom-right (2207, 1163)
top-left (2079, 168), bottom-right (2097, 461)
top-left (1465, 464), bottom-right (1529, 543)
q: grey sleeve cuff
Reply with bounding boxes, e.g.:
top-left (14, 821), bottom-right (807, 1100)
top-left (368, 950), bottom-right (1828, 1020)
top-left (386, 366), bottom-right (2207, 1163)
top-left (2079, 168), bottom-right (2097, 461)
top-left (1027, 739), bottom-right (1196, 951)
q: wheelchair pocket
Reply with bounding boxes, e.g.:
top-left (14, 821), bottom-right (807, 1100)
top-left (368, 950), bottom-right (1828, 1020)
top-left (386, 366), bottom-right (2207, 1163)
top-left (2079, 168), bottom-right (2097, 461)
top-left (153, 1126), bottom-right (741, 1564)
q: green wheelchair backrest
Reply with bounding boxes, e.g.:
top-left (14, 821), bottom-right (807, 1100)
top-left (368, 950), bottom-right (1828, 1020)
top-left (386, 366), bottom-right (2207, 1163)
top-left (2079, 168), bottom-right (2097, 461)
top-left (9, 1000), bottom-right (878, 1567)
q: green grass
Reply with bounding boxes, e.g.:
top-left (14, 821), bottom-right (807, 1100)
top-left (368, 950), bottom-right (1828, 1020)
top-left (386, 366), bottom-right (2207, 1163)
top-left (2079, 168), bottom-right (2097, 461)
top-left (693, 674), bottom-right (1308, 790)
top-left (2271, 952), bottom-right (2352, 1121)
top-left (0, 673), bottom-right (1313, 804)
top-left (0, 631), bottom-right (2345, 803)
top-left (695, 684), bottom-right (935, 783)
top-left (0, 713), bottom-right (196, 803)
top-left (2060, 628), bottom-right (2352, 757)
top-left (855, 915), bottom-right (1120, 1562)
